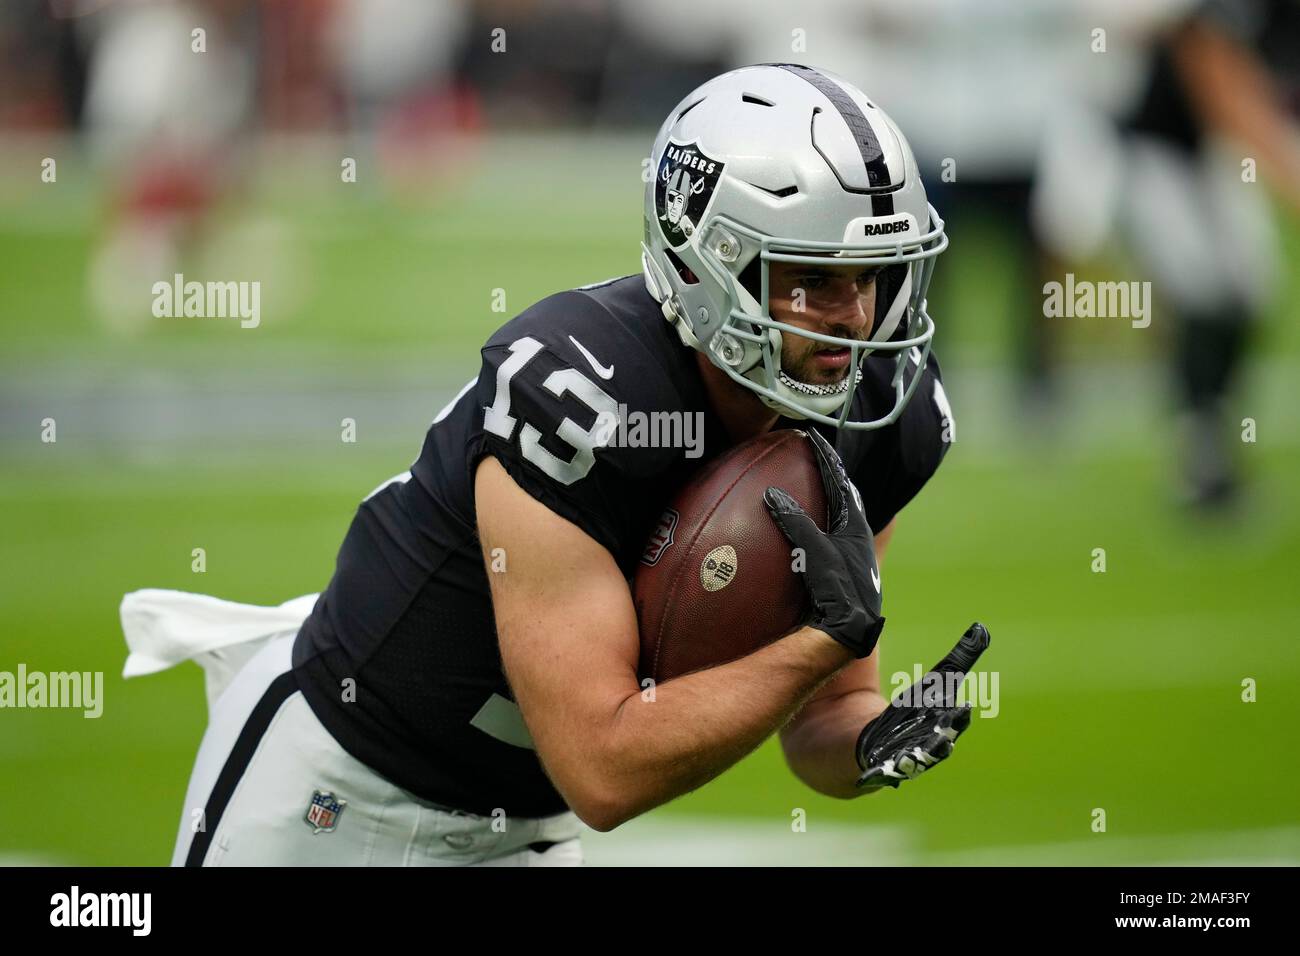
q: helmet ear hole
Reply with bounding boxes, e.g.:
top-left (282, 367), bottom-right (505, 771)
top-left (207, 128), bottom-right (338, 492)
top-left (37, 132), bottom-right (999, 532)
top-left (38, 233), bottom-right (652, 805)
top-left (664, 247), bottom-right (699, 285)
top-left (738, 256), bottom-right (762, 301)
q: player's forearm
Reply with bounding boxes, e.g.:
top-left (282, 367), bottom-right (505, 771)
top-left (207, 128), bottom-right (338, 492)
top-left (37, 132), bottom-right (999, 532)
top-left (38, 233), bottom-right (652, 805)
top-left (780, 688), bottom-right (891, 799)
top-left (1176, 22), bottom-right (1300, 209)
top-left (582, 627), bottom-right (853, 830)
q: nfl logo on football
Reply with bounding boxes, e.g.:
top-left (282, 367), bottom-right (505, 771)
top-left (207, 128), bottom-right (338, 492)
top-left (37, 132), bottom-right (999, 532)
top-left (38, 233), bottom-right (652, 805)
top-left (304, 790), bottom-right (346, 834)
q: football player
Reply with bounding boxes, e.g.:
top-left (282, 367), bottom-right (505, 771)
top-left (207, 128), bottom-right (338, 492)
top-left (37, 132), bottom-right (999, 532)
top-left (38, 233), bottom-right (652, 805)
top-left (168, 64), bottom-right (987, 866)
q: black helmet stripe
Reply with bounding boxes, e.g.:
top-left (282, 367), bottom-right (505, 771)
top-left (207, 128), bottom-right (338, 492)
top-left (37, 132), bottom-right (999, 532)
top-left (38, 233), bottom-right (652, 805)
top-left (769, 63), bottom-right (895, 215)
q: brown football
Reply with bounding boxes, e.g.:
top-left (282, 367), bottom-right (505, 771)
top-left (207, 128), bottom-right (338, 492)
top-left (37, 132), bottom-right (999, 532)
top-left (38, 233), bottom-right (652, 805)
top-left (634, 429), bottom-right (829, 683)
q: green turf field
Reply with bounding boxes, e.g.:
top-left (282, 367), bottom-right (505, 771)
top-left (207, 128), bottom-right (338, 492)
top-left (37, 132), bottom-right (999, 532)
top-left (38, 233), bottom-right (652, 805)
top-left (1, 136), bottom-right (1297, 865)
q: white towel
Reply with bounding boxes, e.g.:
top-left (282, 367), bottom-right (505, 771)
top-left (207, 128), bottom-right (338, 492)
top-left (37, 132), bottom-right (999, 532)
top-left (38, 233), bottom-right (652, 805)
top-left (120, 589), bottom-right (319, 711)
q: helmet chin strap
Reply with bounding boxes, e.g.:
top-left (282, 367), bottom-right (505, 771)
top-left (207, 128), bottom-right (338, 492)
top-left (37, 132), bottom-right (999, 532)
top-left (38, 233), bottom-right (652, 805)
top-left (777, 365), bottom-right (862, 397)
top-left (642, 243), bottom-right (705, 351)
top-left (753, 369), bottom-right (863, 422)
top-left (641, 244), bottom-right (672, 305)
top-left (668, 302), bottom-right (702, 351)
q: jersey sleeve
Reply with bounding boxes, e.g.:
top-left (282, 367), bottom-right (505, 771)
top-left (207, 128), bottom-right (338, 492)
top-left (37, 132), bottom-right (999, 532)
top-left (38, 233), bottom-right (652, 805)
top-left (852, 353), bottom-right (955, 533)
top-left (466, 290), bottom-right (681, 559)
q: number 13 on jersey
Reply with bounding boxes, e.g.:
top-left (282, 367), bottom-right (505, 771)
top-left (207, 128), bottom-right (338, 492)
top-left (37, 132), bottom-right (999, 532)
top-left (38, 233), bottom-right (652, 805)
top-left (483, 336), bottom-right (621, 486)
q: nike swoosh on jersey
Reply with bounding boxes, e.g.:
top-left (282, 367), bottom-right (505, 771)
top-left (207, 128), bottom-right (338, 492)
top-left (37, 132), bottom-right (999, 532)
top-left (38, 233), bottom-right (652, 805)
top-left (568, 335), bottom-right (615, 380)
top-left (870, 565), bottom-right (881, 593)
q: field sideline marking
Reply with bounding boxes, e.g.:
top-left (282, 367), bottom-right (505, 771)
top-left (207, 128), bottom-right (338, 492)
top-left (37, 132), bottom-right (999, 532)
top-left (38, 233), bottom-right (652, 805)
top-left (580, 817), bottom-right (1300, 867)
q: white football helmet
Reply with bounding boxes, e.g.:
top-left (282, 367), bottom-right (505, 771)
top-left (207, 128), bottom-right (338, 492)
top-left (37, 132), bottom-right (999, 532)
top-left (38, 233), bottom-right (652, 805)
top-left (641, 63), bottom-right (947, 429)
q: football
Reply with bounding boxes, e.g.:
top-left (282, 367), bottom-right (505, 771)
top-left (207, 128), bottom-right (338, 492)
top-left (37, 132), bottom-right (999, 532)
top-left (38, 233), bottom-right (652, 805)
top-left (634, 429), bottom-right (829, 683)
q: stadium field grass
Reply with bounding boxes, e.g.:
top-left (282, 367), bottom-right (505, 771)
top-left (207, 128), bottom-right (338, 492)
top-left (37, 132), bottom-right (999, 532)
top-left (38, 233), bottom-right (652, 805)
top-left (2, 439), bottom-right (1297, 865)
top-left (1, 148), bottom-right (1298, 864)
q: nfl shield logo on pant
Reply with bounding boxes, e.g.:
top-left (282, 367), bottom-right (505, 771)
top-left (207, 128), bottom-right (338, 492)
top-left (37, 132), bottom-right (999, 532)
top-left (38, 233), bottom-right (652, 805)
top-left (304, 790), bottom-right (346, 834)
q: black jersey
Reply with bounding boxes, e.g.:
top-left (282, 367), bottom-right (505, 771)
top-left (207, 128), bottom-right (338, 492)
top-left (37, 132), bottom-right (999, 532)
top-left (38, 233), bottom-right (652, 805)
top-left (291, 274), bottom-right (953, 818)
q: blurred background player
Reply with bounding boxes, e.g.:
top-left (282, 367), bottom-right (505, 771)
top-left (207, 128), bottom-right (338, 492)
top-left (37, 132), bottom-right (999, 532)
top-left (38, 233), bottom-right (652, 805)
top-left (1034, 0), bottom-right (1300, 510)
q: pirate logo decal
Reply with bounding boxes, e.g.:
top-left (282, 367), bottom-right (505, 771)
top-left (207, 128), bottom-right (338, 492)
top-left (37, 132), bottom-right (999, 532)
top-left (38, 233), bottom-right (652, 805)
top-left (655, 140), bottom-right (725, 248)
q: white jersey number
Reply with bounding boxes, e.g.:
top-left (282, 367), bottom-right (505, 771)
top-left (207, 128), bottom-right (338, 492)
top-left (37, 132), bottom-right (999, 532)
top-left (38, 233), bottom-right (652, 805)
top-left (483, 336), bottom-right (619, 486)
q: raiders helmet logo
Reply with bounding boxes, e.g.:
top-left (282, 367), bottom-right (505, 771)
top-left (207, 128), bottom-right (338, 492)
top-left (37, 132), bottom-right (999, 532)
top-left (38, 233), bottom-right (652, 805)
top-left (655, 140), bottom-right (725, 248)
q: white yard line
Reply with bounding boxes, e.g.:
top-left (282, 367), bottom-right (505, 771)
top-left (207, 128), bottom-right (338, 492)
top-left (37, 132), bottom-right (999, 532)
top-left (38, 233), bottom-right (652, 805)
top-left (580, 816), bottom-right (915, 867)
top-left (923, 824), bottom-right (1300, 867)
top-left (581, 818), bottom-right (1300, 867)
top-left (6, 823), bottom-right (1296, 867)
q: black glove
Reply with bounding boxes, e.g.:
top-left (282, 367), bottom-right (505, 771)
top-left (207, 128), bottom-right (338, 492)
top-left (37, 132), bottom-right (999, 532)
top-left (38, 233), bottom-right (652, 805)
top-left (856, 622), bottom-right (991, 789)
top-left (763, 427), bottom-right (884, 658)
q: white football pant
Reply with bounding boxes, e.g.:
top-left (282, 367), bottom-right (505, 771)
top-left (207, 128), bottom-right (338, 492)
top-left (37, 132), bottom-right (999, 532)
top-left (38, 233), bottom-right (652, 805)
top-left (171, 632), bottom-right (583, 866)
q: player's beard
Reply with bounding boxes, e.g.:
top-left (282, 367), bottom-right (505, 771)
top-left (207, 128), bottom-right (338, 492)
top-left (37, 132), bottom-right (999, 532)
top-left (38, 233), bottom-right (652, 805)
top-left (780, 326), bottom-right (869, 387)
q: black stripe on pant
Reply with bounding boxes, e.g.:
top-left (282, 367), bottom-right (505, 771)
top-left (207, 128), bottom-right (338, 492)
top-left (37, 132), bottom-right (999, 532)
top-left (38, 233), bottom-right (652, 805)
top-left (185, 671), bottom-right (300, 867)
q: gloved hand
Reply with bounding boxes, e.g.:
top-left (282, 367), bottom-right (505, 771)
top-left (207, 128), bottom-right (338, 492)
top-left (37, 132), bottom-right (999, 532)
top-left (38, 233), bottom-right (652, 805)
top-left (856, 622), bottom-right (991, 789)
top-left (764, 427), bottom-right (884, 658)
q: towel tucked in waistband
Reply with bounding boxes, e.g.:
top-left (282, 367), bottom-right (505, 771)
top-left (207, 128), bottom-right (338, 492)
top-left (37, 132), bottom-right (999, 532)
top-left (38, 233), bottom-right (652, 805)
top-left (120, 589), bottom-right (319, 712)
